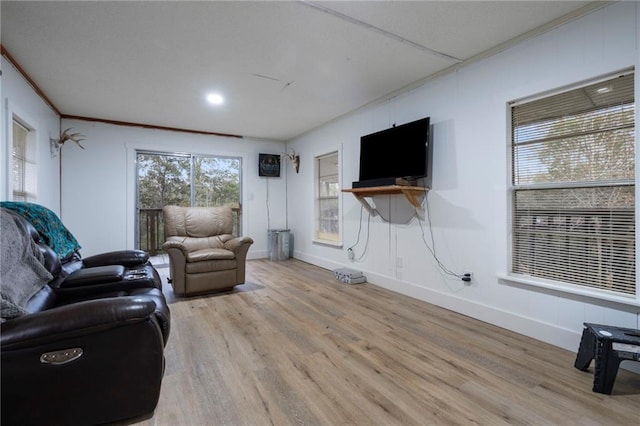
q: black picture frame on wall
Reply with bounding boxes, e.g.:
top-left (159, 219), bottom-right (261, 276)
top-left (259, 153), bottom-right (280, 177)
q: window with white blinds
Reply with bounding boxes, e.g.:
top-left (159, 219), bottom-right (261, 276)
top-left (510, 70), bottom-right (635, 297)
top-left (315, 151), bottom-right (340, 244)
top-left (12, 120), bottom-right (37, 202)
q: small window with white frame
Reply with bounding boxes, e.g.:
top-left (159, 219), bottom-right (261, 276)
top-left (509, 70), bottom-right (635, 299)
top-left (12, 119), bottom-right (37, 202)
top-left (314, 151), bottom-right (340, 244)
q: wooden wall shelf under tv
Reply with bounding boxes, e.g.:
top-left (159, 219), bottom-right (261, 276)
top-left (342, 185), bottom-right (428, 217)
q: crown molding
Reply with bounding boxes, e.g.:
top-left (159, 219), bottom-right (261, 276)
top-left (61, 114), bottom-right (243, 139)
top-left (2, 44), bottom-right (242, 138)
top-left (2, 44), bottom-right (61, 116)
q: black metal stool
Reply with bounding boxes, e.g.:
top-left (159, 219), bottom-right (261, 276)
top-left (574, 323), bottom-right (640, 394)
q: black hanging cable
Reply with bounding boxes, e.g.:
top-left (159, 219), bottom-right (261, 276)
top-left (417, 193), bottom-right (464, 279)
top-left (347, 204), bottom-right (371, 261)
top-left (266, 177), bottom-right (271, 230)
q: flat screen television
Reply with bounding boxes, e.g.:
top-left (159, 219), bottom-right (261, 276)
top-left (355, 117), bottom-right (432, 188)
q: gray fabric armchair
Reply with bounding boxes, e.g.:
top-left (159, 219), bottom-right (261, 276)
top-left (162, 206), bottom-right (253, 296)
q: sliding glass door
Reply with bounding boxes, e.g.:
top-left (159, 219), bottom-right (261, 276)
top-left (135, 150), bottom-right (242, 256)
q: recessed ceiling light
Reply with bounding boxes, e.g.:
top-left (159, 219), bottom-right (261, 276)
top-left (206, 93), bottom-right (224, 105)
top-left (595, 86), bottom-right (612, 94)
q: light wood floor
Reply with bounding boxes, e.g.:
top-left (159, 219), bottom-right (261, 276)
top-left (136, 259), bottom-right (639, 425)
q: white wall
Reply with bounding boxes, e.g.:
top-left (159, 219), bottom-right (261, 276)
top-left (286, 2), bottom-right (640, 353)
top-left (60, 119), bottom-right (287, 258)
top-left (1, 57), bottom-right (61, 211)
top-left (3, 1), bottom-right (638, 356)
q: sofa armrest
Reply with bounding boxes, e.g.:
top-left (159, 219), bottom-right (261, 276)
top-left (1, 297), bottom-right (166, 426)
top-left (162, 239), bottom-right (189, 255)
top-left (82, 250), bottom-right (149, 268)
top-left (224, 236), bottom-right (254, 254)
top-left (127, 288), bottom-right (171, 346)
top-left (0, 297), bottom-right (156, 349)
top-left (59, 265), bottom-right (125, 288)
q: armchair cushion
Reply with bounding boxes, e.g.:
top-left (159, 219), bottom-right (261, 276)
top-left (188, 248), bottom-right (235, 262)
top-left (165, 204), bottom-right (233, 237)
top-left (165, 235), bottom-right (231, 252)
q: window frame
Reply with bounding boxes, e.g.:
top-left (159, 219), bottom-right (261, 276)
top-left (313, 149), bottom-right (342, 246)
top-left (502, 69), bottom-right (638, 306)
top-left (11, 117), bottom-right (37, 202)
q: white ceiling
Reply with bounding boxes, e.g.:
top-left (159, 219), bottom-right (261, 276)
top-left (1, 1), bottom-right (602, 141)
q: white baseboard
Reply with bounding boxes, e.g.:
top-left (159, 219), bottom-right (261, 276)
top-left (290, 251), bottom-right (640, 374)
top-left (293, 251), bottom-right (581, 351)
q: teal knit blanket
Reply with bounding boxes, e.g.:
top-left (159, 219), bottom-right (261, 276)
top-left (0, 202), bottom-right (81, 260)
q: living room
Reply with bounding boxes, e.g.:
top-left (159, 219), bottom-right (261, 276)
top-left (2, 1), bottom-right (639, 424)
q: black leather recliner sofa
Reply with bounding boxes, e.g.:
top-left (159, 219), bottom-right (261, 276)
top-left (1, 206), bottom-right (170, 425)
top-left (1, 201), bottom-right (164, 304)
